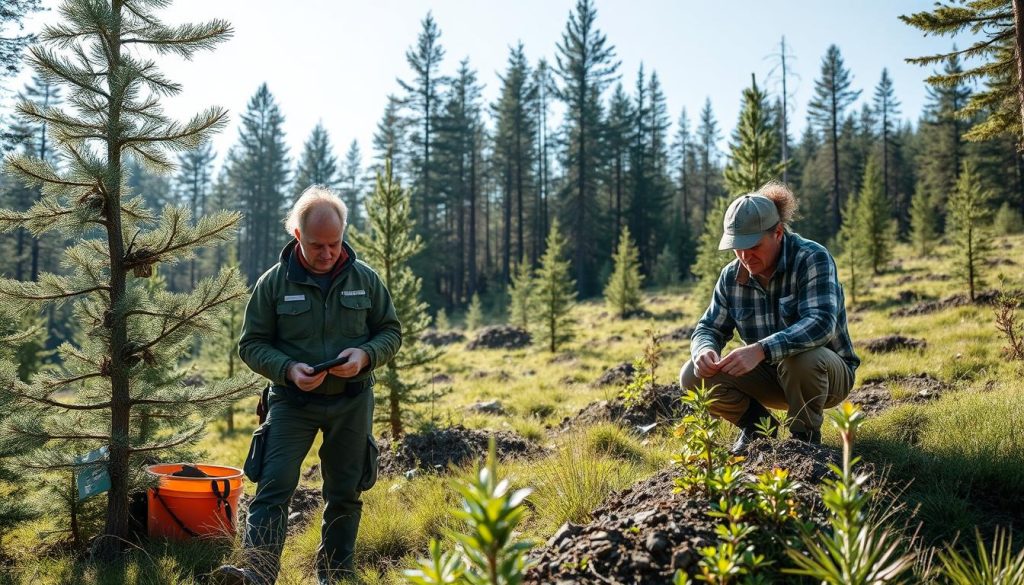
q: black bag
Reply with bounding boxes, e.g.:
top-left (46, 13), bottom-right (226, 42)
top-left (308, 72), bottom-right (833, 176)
top-left (357, 435), bottom-right (380, 491)
top-left (244, 422), bottom-right (270, 483)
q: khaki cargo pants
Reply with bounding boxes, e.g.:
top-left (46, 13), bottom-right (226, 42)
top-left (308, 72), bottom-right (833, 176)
top-left (678, 346), bottom-right (854, 433)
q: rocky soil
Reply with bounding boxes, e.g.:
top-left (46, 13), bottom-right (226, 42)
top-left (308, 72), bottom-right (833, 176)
top-left (466, 325), bottom-right (532, 350)
top-left (848, 373), bottom-right (948, 415)
top-left (376, 425), bottom-right (543, 476)
top-left (861, 334), bottom-right (927, 353)
top-left (557, 383), bottom-right (684, 434)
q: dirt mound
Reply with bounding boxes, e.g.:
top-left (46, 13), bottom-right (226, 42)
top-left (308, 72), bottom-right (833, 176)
top-left (287, 487), bottom-right (322, 533)
top-left (595, 362), bottom-right (635, 386)
top-left (558, 383), bottom-right (684, 433)
top-left (848, 373), bottom-right (947, 415)
top-left (525, 439), bottom-right (836, 584)
top-left (890, 289), bottom-right (1005, 317)
top-left (377, 426), bottom-right (543, 476)
top-left (421, 330), bottom-right (466, 347)
top-left (862, 335), bottom-right (927, 353)
top-left (466, 325), bottom-right (531, 350)
top-left (656, 326), bottom-right (694, 343)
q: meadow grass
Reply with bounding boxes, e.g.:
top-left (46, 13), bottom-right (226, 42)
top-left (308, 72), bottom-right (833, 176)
top-left (4, 236), bottom-right (1024, 583)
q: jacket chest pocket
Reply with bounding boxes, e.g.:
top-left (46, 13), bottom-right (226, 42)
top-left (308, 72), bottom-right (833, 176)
top-left (276, 299), bottom-right (312, 339)
top-left (338, 294), bottom-right (370, 337)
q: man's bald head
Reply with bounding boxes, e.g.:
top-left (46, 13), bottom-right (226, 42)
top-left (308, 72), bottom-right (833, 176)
top-left (285, 185), bottom-right (348, 236)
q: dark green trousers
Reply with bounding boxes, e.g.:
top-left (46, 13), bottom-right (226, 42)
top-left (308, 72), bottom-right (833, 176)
top-left (243, 386), bottom-right (376, 584)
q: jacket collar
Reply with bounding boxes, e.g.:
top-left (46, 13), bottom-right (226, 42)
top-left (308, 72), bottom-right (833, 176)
top-left (280, 238), bottom-right (357, 284)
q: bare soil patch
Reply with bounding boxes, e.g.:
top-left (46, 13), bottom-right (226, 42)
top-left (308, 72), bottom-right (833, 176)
top-left (848, 373), bottom-right (948, 415)
top-left (376, 425), bottom-right (543, 476)
top-left (557, 383), bottom-right (684, 433)
top-left (421, 330), bottom-right (466, 347)
top-left (861, 335), bottom-right (927, 353)
top-left (525, 439), bottom-right (837, 584)
top-left (890, 289), bottom-right (1004, 317)
top-left (466, 326), bottom-right (531, 350)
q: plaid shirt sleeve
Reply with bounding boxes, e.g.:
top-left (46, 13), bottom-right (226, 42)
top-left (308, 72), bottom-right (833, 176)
top-left (690, 267), bottom-right (735, 360)
top-left (758, 248), bottom-right (839, 363)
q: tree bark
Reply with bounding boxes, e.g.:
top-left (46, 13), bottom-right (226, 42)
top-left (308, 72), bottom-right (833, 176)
top-left (1013, 0), bottom-right (1024, 150)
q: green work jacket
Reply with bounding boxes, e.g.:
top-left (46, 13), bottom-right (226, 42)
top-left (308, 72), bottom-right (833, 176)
top-left (238, 239), bottom-right (403, 396)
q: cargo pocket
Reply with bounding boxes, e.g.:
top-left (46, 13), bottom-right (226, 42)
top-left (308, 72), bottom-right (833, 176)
top-left (357, 434), bottom-right (379, 491)
top-left (243, 422), bottom-right (270, 483)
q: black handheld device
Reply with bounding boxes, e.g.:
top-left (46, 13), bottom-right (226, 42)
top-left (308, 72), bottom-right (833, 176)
top-left (311, 355), bottom-right (349, 374)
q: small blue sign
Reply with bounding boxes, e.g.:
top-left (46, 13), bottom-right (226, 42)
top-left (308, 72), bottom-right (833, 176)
top-left (75, 445), bottom-right (111, 501)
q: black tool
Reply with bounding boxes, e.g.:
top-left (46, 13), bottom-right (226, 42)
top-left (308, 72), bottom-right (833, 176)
top-left (311, 355), bottom-right (349, 374)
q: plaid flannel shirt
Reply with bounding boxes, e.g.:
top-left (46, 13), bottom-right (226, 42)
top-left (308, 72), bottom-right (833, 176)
top-left (690, 232), bottom-right (860, 374)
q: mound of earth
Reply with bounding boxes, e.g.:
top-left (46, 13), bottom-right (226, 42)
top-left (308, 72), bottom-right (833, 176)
top-left (525, 439), bottom-right (837, 584)
top-left (377, 426), bottom-right (543, 476)
top-left (558, 383), bottom-right (684, 432)
top-left (421, 330), bottom-right (466, 347)
top-left (595, 362), bottom-right (635, 386)
top-left (890, 289), bottom-right (1004, 317)
top-left (466, 325), bottom-right (531, 350)
top-left (848, 373), bottom-right (948, 415)
top-left (656, 326), bottom-right (693, 343)
top-left (861, 335), bottom-right (927, 353)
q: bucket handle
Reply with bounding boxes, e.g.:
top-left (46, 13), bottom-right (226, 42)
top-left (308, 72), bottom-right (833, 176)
top-left (152, 486), bottom-right (199, 538)
top-left (211, 478), bottom-right (234, 530)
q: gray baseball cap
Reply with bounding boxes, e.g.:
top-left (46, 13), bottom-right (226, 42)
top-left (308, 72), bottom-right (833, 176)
top-left (718, 194), bottom-right (781, 250)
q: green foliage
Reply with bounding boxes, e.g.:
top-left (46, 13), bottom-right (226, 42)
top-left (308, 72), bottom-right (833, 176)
top-left (293, 121), bottom-right (340, 198)
top-left (854, 157), bottom-right (896, 275)
top-left (405, 441), bottom-right (534, 585)
top-left (465, 293), bottom-right (484, 331)
top-left (506, 262), bottom-right (533, 329)
top-left (350, 160), bottom-right (444, 437)
top-left (786, 403), bottom-right (914, 585)
top-left (533, 219), bottom-right (576, 352)
top-left (0, 0), bottom-right (260, 554)
top-left (993, 202), bottom-right (1023, 236)
top-left (673, 380), bottom-right (731, 496)
top-left (937, 528), bottom-right (1024, 585)
top-left (909, 182), bottom-right (937, 257)
top-left (435, 308), bottom-right (451, 331)
top-left (723, 74), bottom-right (786, 195)
top-left (948, 161), bottom-right (994, 301)
top-left (620, 327), bottom-right (661, 409)
top-left (691, 196), bottom-right (732, 305)
top-left (653, 243), bottom-right (681, 287)
top-left (604, 225), bottom-right (644, 318)
top-left (902, 2), bottom-right (1021, 144)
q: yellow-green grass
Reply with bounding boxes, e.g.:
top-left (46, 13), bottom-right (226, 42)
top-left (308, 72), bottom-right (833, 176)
top-left (5, 235), bottom-right (1024, 583)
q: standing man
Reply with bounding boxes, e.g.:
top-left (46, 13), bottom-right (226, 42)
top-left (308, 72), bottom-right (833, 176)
top-left (679, 183), bottom-right (858, 454)
top-left (215, 186), bottom-right (402, 584)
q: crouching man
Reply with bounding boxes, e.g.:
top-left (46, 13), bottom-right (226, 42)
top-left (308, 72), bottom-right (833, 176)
top-left (679, 183), bottom-right (859, 454)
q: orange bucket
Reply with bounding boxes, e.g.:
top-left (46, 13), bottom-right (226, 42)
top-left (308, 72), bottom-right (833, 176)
top-left (145, 463), bottom-right (244, 540)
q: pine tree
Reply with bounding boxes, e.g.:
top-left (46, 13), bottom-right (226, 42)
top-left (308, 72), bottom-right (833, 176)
top-left (838, 190), bottom-right (870, 307)
top-left (348, 161), bottom-right (442, 437)
top-left (902, 2), bottom-right (1023, 145)
top-left (724, 74), bottom-right (786, 195)
top-left (230, 83), bottom-right (291, 284)
top-left (691, 195), bottom-right (732, 302)
top-left (465, 292), bottom-right (484, 331)
top-left (872, 69), bottom-right (902, 213)
top-left (653, 243), bottom-right (680, 287)
top-left (372, 94), bottom-right (408, 178)
top-left (910, 181), bottom-right (938, 257)
top-left (604, 83), bottom-right (633, 240)
top-left (0, 1), bottom-right (261, 556)
top-left (176, 143), bottom-right (216, 289)
top-left (554, 0), bottom-right (620, 296)
top-left (854, 156), bottom-right (896, 274)
top-left (0, 0), bottom-right (42, 81)
top-left (534, 219), bottom-right (576, 352)
top-left (340, 139), bottom-right (363, 228)
top-left (696, 98), bottom-right (722, 226)
top-left (808, 45), bottom-right (862, 236)
top-left (948, 161), bottom-right (994, 302)
top-left (507, 260), bottom-right (534, 329)
top-left (604, 225), bottom-right (644, 318)
top-left (293, 121), bottom-right (339, 197)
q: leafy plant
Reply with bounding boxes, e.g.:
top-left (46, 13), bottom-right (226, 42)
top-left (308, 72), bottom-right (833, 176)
top-left (674, 380), bottom-right (731, 495)
top-left (786, 402), bottom-right (914, 584)
top-left (621, 327), bottom-right (662, 409)
top-left (405, 440), bottom-right (534, 585)
top-left (994, 290), bottom-right (1024, 362)
top-left (938, 528), bottom-right (1024, 585)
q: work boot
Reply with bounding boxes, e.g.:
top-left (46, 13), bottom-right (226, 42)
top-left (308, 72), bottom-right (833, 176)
top-left (730, 400), bottom-right (778, 455)
top-left (210, 565), bottom-right (260, 585)
top-left (791, 429), bottom-right (822, 445)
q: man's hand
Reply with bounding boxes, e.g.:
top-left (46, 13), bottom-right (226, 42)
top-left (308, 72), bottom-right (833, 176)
top-left (718, 343), bottom-right (765, 377)
top-left (288, 362), bottom-right (327, 392)
top-left (328, 347), bottom-right (370, 379)
top-left (693, 348), bottom-right (722, 379)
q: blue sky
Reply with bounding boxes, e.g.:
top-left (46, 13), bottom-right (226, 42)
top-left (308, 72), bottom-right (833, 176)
top-left (6, 1), bottom-right (967, 172)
